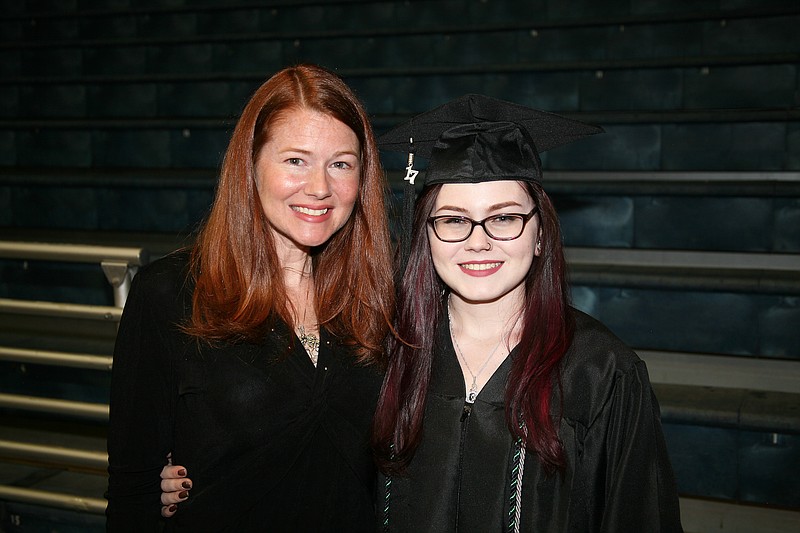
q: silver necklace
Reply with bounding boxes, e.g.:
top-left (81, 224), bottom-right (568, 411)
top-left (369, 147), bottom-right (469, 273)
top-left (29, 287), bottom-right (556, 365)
top-left (448, 299), bottom-right (505, 404)
top-left (298, 325), bottom-right (319, 365)
top-left (296, 279), bottom-right (319, 365)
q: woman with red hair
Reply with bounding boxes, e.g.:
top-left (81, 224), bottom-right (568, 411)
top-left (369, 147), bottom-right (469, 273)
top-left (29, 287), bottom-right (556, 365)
top-left (106, 64), bottom-right (394, 532)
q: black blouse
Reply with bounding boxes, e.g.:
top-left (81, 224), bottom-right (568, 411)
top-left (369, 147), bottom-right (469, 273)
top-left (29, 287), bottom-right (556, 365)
top-left (107, 252), bottom-right (382, 532)
top-left (382, 308), bottom-right (682, 533)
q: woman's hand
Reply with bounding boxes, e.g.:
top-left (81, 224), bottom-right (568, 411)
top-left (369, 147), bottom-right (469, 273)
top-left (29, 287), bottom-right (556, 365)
top-left (160, 461), bottom-right (192, 517)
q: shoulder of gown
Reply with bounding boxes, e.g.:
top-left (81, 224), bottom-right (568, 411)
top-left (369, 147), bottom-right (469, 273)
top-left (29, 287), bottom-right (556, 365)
top-left (558, 309), bottom-right (683, 532)
top-left (559, 308), bottom-right (652, 428)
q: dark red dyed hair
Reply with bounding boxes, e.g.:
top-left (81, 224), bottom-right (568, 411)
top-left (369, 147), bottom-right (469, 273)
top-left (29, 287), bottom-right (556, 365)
top-left (185, 64), bottom-right (394, 364)
top-left (373, 181), bottom-right (574, 472)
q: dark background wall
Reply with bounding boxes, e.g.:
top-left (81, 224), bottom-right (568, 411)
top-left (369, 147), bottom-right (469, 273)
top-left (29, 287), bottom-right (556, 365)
top-left (0, 1), bottom-right (798, 531)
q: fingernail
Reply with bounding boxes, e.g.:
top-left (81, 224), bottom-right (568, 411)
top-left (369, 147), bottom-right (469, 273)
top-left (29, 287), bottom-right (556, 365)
top-left (182, 481), bottom-right (191, 489)
top-left (179, 491), bottom-right (189, 499)
top-left (177, 468), bottom-right (187, 476)
top-left (168, 504), bottom-right (177, 513)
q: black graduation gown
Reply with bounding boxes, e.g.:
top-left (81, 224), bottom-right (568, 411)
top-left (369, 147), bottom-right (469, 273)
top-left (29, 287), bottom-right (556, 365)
top-left (382, 308), bottom-right (682, 533)
top-left (107, 252), bottom-right (381, 532)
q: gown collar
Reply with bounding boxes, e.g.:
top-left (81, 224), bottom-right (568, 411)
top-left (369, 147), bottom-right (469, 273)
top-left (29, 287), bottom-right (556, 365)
top-left (434, 306), bottom-right (518, 406)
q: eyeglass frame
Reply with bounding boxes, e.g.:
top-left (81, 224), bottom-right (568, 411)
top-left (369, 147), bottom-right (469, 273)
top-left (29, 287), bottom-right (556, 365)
top-left (427, 207), bottom-right (539, 243)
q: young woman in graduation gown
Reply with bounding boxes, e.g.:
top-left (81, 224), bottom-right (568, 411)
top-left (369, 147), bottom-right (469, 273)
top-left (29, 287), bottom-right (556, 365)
top-left (372, 95), bottom-right (683, 532)
top-left (105, 64), bottom-right (395, 532)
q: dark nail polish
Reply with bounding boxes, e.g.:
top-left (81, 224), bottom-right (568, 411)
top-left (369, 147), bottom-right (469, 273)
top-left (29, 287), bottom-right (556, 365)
top-left (177, 468), bottom-right (187, 477)
top-left (169, 505), bottom-right (177, 513)
top-left (182, 481), bottom-right (191, 489)
top-left (179, 491), bottom-right (189, 499)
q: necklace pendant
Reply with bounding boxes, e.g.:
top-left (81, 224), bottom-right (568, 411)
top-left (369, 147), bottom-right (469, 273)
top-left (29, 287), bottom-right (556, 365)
top-left (297, 325), bottom-right (320, 365)
top-left (466, 387), bottom-right (478, 404)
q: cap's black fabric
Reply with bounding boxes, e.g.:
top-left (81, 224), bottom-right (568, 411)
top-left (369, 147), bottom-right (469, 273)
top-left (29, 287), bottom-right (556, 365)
top-left (379, 94), bottom-right (603, 186)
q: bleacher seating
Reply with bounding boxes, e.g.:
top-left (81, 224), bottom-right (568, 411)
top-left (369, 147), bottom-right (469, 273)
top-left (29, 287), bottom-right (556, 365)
top-left (0, 0), bottom-right (798, 531)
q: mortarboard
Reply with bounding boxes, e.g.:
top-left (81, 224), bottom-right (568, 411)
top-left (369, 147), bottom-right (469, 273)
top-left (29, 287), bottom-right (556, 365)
top-left (378, 94), bottom-right (604, 272)
top-left (379, 93), bottom-right (603, 187)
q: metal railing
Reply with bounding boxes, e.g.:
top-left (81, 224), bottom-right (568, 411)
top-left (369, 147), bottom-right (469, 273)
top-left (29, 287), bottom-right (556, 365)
top-left (0, 439), bottom-right (107, 471)
top-left (0, 240), bottom-right (149, 515)
top-left (0, 485), bottom-right (107, 514)
top-left (0, 240), bottom-right (148, 308)
top-left (0, 298), bottom-right (121, 322)
top-left (0, 393), bottom-right (109, 422)
top-left (0, 346), bottom-right (112, 371)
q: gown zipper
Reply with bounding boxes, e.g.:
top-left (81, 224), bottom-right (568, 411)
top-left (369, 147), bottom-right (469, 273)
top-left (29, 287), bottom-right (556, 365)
top-left (455, 402), bottom-right (472, 531)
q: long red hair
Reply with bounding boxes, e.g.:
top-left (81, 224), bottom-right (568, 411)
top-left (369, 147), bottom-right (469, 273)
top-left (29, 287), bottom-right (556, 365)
top-left (185, 64), bottom-right (394, 364)
top-left (373, 181), bottom-right (574, 472)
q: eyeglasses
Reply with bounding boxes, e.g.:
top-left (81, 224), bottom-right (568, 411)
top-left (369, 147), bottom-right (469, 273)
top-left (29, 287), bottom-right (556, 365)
top-left (428, 207), bottom-right (539, 243)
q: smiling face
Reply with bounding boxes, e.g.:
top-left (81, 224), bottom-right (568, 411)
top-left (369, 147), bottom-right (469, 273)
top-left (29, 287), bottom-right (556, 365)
top-left (428, 180), bottom-right (540, 307)
top-left (254, 107), bottom-right (361, 260)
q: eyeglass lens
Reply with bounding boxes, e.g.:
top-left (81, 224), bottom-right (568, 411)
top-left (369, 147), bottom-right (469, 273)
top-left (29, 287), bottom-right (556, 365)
top-left (433, 214), bottom-right (525, 241)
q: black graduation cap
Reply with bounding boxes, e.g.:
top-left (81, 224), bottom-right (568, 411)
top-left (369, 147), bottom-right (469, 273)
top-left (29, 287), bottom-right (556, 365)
top-left (378, 94), bottom-right (603, 273)
top-left (379, 93), bottom-right (603, 186)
